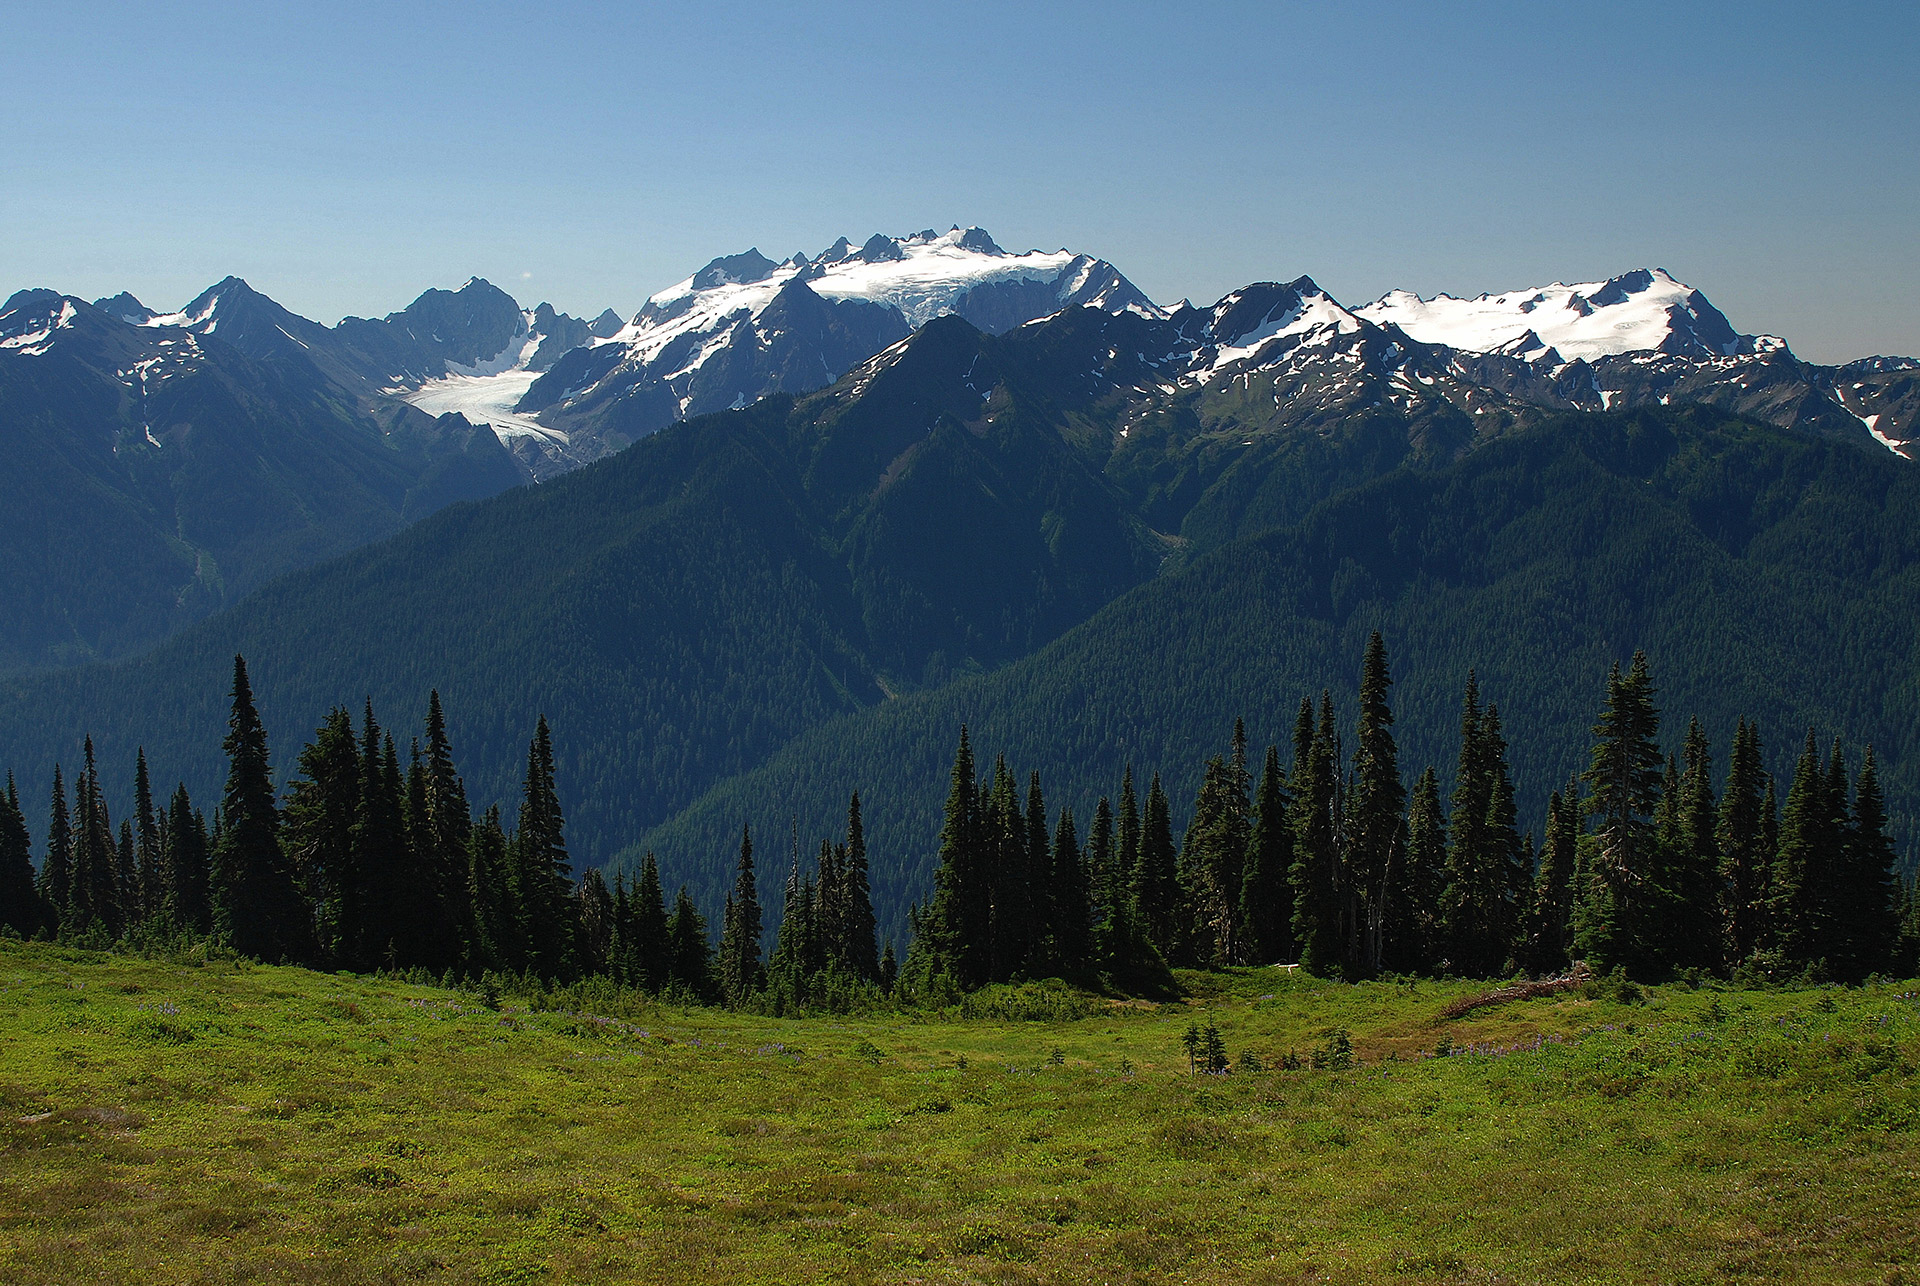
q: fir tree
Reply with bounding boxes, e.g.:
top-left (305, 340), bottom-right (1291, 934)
top-left (71, 739), bottom-right (119, 935)
top-left (132, 750), bottom-right (160, 923)
top-left (1241, 744), bottom-right (1294, 964)
top-left (212, 656), bottom-right (309, 961)
top-left (464, 806), bottom-right (513, 972)
top-left (509, 716), bottom-right (576, 979)
top-left (1840, 746), bottom-right (1900, 981)
top-left (1388, 767), bottom-right (1447, 974)
top-left (924, 727), bottom-right (985, 987)
top-left (1049, 806), bottom-right (1090, 974)
top-left (630, 851), bottom-right (670, 992)
top-left (1574, 654), bottom-right (1664, 975)
top-left (666, 885), bottom-right (714, 1000)
top-left (1291, 692), bottom-right (1344, 976)
top-left (38, 766), bottom-right (71, 930)
top-left (576, 868), bottom-right (614, 976)
top-left (838, 792), bottom-right (880, 981)
top-left (1085, 795), bottom-right (1118, 960)
top-left (163, 785), bottom-right (210, 934)
top-left (0, 774), bottom-right (48, 937)
top-left (421, 691), bottom-right (473, 969)
top-left (1134, 772), bottom-right (1180, 960)
top-left (1523, 787), bottom-right (1579, 974)
top-left (1771, 730), bottom-right (1841, 970)
top-left (1116, 765), bottom-right (1140, 913)
top-left (1717, 718), bottom-right (1770, 965)
top-left (1347, 635), bottom-right (1405, 977)
top-left (718, 824), bottom-right (764, 1006)
top-left (283, 707), bottom-right (362, 966)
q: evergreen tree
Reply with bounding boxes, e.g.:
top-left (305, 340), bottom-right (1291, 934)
top-left (464, 805), bottom-right (513, 972)
top-left (838, 793), bottom-right (879, 980)
top-left (1181, 723), bottom-right (1253, 968)
top-left (1717, 718), bottom-right (1770, 966)
top-left (1347, 634), bottom-right (1405, 977)
top-left (1574, 654), bottom-right (1664, 975)
top-left (353, 709), bottom-right (416, 970)
top-left (1049, 806), bottom-right (1090, 974)
top-left (1840, 746), bottom-right (1901, 981)
top-left (509, 716), bottom-right (576, 979)
top-left (71, 739), bottom-right (119, 935)
top-left (1522, 786), bottom-right (1579, 974)
top-left (1116, 765), bottom-right (1140, 915)
top-left (1085, 795), bottom-right (1119, 959)
top-left (283, 707), bottom-right (361, 966)
top-left (1771, 730), bottom-right (1841, 970)
top-left (923, 727), bottom-right (985, 987)
top-left (212, 656), bottom-right (308, 961)
top-left (1388, 767), bottom-right (1446, 974)
top-left (1291, 692), bottom-right (1344, 975)
top-left (576, 868), bottom-right (614, 976)
top-left (1023, 771), bottom-right (1052, 972)
top-left (162, 785), bottom-right (210, 934)
top-left (421, 691), bottom-right (473, 969)
top-left (1240, 745), bottom-right (1293, 964)
top-left (132, 750), bottom-right (160, 923)
top-left (666, 885), bottom-right (714, 999)
top-left (1133, 772), bottom-right (1180, 960)
top-left (0, 774), bottom-right (48, 937)
top-left (37, 766), bottom-right (71, 929)
top-left (717, 824), bottom-right (764, 1006)
top-left (631, 851), bottom-right (670, 991)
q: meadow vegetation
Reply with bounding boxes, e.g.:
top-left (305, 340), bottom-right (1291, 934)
top-left (3, 938), bottom-right (1918, 1284)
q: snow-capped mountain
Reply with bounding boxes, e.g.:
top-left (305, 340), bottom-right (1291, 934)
top-left (514, 227), bottom-right (1155, 471)
top-left (1354, 268), bottom-right (1775, 363)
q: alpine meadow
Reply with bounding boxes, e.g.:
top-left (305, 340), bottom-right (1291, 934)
top-left (5, 5), bottom-right (1920, 1282)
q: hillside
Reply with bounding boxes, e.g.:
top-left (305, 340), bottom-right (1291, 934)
top-left (634, 406), bottom-right (1920, 935)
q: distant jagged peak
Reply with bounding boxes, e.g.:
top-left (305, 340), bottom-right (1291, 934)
top-left (93, 292), bottom-right (155, 324)
top-left (1355, 267), bottom-right (1777, 363)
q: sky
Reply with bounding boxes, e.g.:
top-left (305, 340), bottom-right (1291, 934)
top-left (2, 1), bottom-right (1915, 364)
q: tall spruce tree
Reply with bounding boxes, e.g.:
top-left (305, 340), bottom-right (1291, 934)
top-left (630, 852), bottom-right (670, 991)
top-left (1291, 692), bottom-right (1344, 976)
top-left (1574, 654), bottom-right (1664, 976)
top-left (464, 805), bottom-right (514, 972)
top-left (510, 716), bottom-right (576, 979)
top-left (130, 750), bottom-right (159, 922)
top-left (420, 691), bottom-right (473, 969)
top-left (1347, 635), bottom-right (1405, 977)
top-left (666, 885), bottom-right (714, 1000)
top-left (1771, 730), bottom-right (1840, 970)
top-left (71, 739), bottom-right (119, 935)
top-left (576, 869), bottom-right (614, 976)
top-left (1388, 767), bottom-right (1447, 974)
top-left (1241, 744), bottom-right (1294, 964)
top-left (212, 656), bottom-right (308, 961)
top-left (1134, 773), bottom-right (1180, 960)
top-left (1023, 771), bottom-right (1053, 973)
top-left (838, 792), bottom-right (880, 981)
top-left (1717, 719), bottom-right (1770, 964)
top-left (1841, 747), bottom-right (1901, 981)
top-left (163, 785), bottom-right (210, 934)
top-left (1523, 787), bottom-right (1579, 974)
top-left (38, 766), bottom-right (71, 930)
top-left (0, 774), bottom-right (47, 937)
top-left (1050, 806), bottom-right (1090, 974)
top-left (283, 707), bottom-right (362, 966)
top-left (924, 727), bottom-right (985, 987)
top-left (718, 824), bottom-right (764, 1005)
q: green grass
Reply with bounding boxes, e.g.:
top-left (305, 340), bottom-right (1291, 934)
top-left (2, 940), bottom-right (1918, 1284)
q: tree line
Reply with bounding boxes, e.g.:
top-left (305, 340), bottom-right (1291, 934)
top-left (903, 635), bottom-right (1920, 989)
top-left (3, 643), bottom-right (1918, 995)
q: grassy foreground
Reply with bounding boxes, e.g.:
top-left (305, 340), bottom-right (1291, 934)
top-left (2, 941), bottom-right (1918, 1285)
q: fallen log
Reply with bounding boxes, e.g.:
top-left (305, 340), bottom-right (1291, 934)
top-left (1439, 963), bottom-right (1595, 1021)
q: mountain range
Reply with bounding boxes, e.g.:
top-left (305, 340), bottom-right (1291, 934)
top-left (5, 227), bottom-right (1920, 935)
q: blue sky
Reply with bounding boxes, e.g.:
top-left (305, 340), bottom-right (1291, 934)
top-left (3, 0), bottom-right (1914, 363)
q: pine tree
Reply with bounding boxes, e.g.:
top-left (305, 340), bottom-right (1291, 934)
top-left (1291, 692), bottom-right (1344, 976)
top-left (1574, 654), bottom-right (1664, 976)
top-left (576, 868), bottom-right (614, 976)
top-left (923, 727), bottom-right (985, 987)
top-left (163, 785), bottom-right (210, 934)
top-left (464, 805), bottom-right (513, 972)
top-left (631, 851), bottom-right (670, 992)
top-left (1050, 806), bottom-right (1090, 974)
top-left (1116, 765), bottom-right (1141, 914)
top-left (1239, 745), bottom-right (1293, 964)
top-left (1772, 730), bottom-right (1840, 970)
top-left (1661, 719), bottom-right (1722, 972)
top-left (212, 656), bottom-right (309, 961)
top-left (509, 716), bottom-right (576, 979)
top-left (1523, 787), bottom-right (1579, 974)
top-left (353, 708), bottom-right (415, 970)
top-left (71, 739), bottom-right (120, 935)
top-left (718, 824), bottom-right (764, 1006)
top-left (1023, 771), bottom-right (1052, 973)
top-left (1347, 634), bottom-right (1405, 977)
top-left (1388, 767), bottom-right (1446, 974)
top-left (283, 707), bottom-right (362, 966)
top-left (421, 691), bottom-right (473, 969)
top-left (1839, 746), bottom-right (1900, 981)
top-left (1133, 772), bottom-right (1180, 960)
top-left (0, 774), bottom-right (48, 937)
top-left (1085, 795), bottom-right (1119, 960)
top-left (1479, 706), bottom-right (1527, 970)
top-left (38, 766), bottom-right (71, 931)
top-left (1717, 718), bottom-right (1770, 966)
top-left (132, 750), bottom-right (160, 923)
top-left (666, 885), bottom-right (714, 1000)
top-left (838, 793), bottom-right (879, 980)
